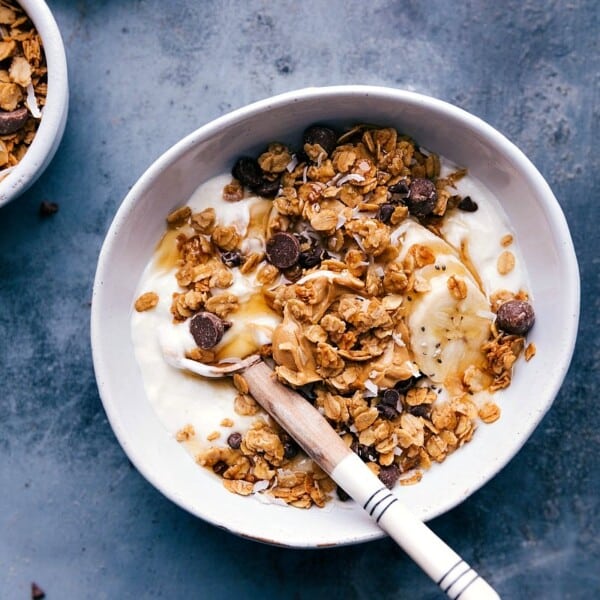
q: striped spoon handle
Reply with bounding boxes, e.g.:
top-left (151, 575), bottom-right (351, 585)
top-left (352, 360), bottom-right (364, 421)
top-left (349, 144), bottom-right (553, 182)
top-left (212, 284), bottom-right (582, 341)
top-left (333, 452), bottom-right (500, 599)
top-left (244, 361), bottom-right (500, 600)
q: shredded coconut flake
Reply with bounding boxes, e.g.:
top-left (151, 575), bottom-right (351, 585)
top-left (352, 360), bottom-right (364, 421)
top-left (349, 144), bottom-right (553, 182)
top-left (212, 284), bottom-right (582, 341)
top-left (392, 333), bottom-right (406, 347)
top-left (286, 154), bottom-right (299, 172)
top-left (352, 234), bottom-right (365, 252)
top-left (218, 357), bottom-right (242, 364)
top-left (364, 379), bottom-right (378, 397)
top-left (337, 173), bottom-right (365, 186)
top-left (253, 480), bottom-right (270, 493)
top-left (326, 173), bottom-right (342, 187)
top-left (476, 309), bottom-right (497, 321)
top-left (25, 83), bottom-right (42, 119)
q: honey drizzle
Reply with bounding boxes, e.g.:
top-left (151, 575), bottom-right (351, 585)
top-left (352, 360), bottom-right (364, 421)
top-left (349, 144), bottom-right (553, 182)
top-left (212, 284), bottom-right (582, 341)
top-left (215, 289), bottom-right (280, 361)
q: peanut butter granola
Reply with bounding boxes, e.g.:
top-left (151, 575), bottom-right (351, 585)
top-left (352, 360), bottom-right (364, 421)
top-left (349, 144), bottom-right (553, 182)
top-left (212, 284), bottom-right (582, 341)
top-left (136, 123), bottom-right (536, 508)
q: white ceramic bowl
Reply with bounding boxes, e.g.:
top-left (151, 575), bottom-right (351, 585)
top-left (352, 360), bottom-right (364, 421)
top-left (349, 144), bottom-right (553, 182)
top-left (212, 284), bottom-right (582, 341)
top-left (0, 0), bottom-right (68, 208)
top-left (92, 86), bottom-right (579, 547)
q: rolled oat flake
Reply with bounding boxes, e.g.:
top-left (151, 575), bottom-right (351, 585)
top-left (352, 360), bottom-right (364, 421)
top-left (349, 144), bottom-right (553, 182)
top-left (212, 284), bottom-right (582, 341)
top-left (266, 231), bottom-right (300, 269)
top-left (189, 311), bottom-right (225, 349)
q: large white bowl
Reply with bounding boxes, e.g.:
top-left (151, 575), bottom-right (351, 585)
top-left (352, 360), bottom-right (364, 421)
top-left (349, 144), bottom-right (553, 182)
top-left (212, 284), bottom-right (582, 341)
top-left (0, 0), bottom-right (69, 208)
top-left (91, 86), bottom-right (579, 547)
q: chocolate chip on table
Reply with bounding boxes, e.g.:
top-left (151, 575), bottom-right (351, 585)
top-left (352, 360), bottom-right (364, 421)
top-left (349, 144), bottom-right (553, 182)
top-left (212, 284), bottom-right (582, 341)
top-left (232, 156), bottom-right (262, 189)
top-left (220, 250), bottom-right (242, 267)
top-left (378, 464), bottom-right (401, 489)
top-left (0, 106), bottom-right (29, 135)
top-left (189, 311), bottom-right (225, 349)
top-left (31, 582), bottom-right (46, 600)
top-left (266, 231), bottom-right (300, 269)
top-left (457, 195), bottom-right (479, 212)
top-left (39, 201), bottom-right (59, 217)
top-left (303, 124), bottom-right (338, 157)
top-left (377, 203), bottom-right (395, 224)
top-left (406, 178), bottom-right (438, 217)
top-left (227, 432), bottom-right (243, 449)
top-left (496, 300), bottom-right (535, 335)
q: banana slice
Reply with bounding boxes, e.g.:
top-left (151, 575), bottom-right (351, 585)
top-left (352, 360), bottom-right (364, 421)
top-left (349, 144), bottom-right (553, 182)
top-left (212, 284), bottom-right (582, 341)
top-left (394, 220), bottom-right (494, 391)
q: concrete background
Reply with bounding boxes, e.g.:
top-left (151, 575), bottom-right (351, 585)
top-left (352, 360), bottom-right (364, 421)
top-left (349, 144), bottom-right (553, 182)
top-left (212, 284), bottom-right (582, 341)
top-left (1, 1), bottom-right (598, 598)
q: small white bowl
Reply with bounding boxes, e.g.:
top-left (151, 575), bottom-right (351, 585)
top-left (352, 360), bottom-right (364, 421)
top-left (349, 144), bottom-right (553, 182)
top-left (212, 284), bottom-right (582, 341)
top-left (0, 0), bottom-right (68, 208)
top-left (92, 86), bottom-right (579, 547)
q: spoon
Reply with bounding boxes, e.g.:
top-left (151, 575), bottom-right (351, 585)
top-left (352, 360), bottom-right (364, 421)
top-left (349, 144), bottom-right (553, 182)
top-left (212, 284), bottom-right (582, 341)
top-left (162, 340), bottom-right (500, 599)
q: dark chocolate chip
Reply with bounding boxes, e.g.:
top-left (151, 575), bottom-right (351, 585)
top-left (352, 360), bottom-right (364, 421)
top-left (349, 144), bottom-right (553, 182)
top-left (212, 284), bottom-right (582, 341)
top-left (266, 231), bottom-right (300, 269)
top-left (281, 434), bottom-right (299, 459)
top-left (406, 178), bottom-right (437, 217)
top-left (377, 403), bottom-right (399, 420)
top-left (212, 461), bottom-right (228, 475)
top-left (252, 176), bottom-right (281, 198)
top-left (381, 388), bottom-right (400, 407)
top-left (298, 245), bottom-right (324, 269)
top-left (377, 203), bottom-right (395, 224)
top-left (496, 300), bottom-right (535, 335)
top-left (409, 404), bottom-right (432, 418)
top-left (388, 180), bottom-right (409, 196)
top-left (227, 432), bottom-right (243, 449)
top-left (297, 382), bottom-right (317, 401)
top-left (394, 375), bottom-right (421, 393)
top-left (351, 440), bottom-right (378, 462)
top-left (189, 312), bottom-right (225, 349)
top-left (336, 486), bottom-right (351, 502)
top-left (0, 106), bottom-right (29, 135)
top-left (457, 195), bottom-right (479, 212)
top-left (303, 124), bottom-right (338, 157)
top-left (232, 156), bottom-right (262, 189)
top-left (378, 464), bottom-right (401, 489)
top-left (220, 250), bottom-right (242, 267)
top-left (39, 201), bottom-right (59, 216)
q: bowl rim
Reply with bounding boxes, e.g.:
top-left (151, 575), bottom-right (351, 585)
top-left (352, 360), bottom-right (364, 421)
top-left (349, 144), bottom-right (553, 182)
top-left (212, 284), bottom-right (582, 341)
top-left (0, 0), bottom-right (69, 208)
top-left (92, 85), bottom-right (580, 546)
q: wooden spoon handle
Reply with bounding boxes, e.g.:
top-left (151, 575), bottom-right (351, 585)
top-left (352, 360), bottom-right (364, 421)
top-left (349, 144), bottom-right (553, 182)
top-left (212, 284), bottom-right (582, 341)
top-left (243, 360), bottom-right (350, 472)
top-left (243, 361), bottom-right (499, 599)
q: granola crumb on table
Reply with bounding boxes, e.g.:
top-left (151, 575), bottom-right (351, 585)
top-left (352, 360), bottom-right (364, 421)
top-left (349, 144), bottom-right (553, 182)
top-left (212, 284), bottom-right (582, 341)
top-left (148, 123), bottom-right (536, 508)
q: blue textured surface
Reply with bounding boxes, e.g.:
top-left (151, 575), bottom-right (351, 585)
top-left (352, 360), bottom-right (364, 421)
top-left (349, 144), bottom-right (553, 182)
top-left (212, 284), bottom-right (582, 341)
top-left (1, 1), bottom-right (598, 598)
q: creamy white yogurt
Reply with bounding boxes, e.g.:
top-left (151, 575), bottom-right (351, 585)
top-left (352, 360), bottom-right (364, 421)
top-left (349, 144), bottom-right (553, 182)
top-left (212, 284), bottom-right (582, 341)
top-left (131, 168), bottom-right (530, 461)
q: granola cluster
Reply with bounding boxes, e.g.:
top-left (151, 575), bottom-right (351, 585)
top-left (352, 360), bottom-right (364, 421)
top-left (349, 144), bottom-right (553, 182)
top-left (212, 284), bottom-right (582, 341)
top-left (0, 1), bottom-right (47, 176)
top-left (137, 123), bottom-right (535, 508)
